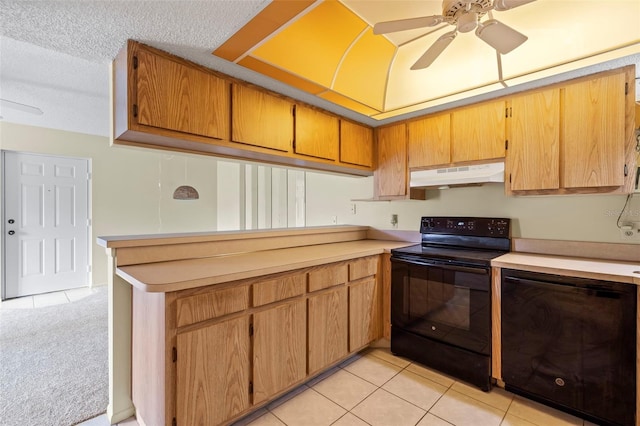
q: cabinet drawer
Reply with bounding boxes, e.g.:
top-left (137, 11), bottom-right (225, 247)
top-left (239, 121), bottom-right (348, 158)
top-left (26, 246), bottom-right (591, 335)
top-left (253, 273), bottom-right (306, 307)
top-left (308, 263), bottom-right (348, 292)
top-left (349, 256), bottom-right (378, 281)
top-left (176, 285), bottom-right (248, 327)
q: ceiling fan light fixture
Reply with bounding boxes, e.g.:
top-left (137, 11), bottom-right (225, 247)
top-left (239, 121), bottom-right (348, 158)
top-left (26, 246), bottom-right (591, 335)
top-left (476, 19), bottom-right (528, 54)
top-left (456, 11), bottom-right (478, 33)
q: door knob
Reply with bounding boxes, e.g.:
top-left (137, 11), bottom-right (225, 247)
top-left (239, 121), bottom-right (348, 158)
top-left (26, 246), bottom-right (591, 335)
top-left (8, 230), bottom-right (15, 235)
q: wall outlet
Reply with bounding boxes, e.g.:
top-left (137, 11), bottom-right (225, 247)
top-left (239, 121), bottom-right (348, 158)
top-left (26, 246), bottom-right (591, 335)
top-left (391, 214), bottom-right (398, 228)
top-left (619, 224), bottom-right (640, 241)
top-left (331, 215), bottom-right (338, 225)
top-left (350, 203), bottom-right (356, 215)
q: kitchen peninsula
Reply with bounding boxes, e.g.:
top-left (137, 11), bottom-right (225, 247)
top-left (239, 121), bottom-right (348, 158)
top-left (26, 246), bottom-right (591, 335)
top-left (98, 225), bottom-right (416, 426)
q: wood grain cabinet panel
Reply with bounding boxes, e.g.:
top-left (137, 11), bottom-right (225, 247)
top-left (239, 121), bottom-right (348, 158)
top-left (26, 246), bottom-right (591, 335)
top-left (308, 287), bottom-right (348, 374)
top-left (408, 114), bottom-right (451, 168)
top-left (507, 89), bottom-right (561, 191)
top-left (562, 72), bottom-right (626, 188)
top-left (308, 263), bottom-right (348, 292)
top-left (253, 299), bottom-right (307, 404)
top-left (253, 273), bottom-right (306, 307)
top-left (349, 256), bottom-right (378, 281)
top-left (375, 123), bottom-right (407, 198)
top-left (340, 120), bottom-right (374, 167)
top-left (294, 105), bottom-right (339, 160)
top-left (349, 278), bottom-right (379, 351)
top-left (232, 84), bottom-right (293, 152)
top-left (136, 48), bottom-right (230, 140)
top-left (176, 285), bottom-right (248, 327)
top-left (451, 100), bottom-right (506, 163)
top-left (176, 316), bottom-right (250, 426)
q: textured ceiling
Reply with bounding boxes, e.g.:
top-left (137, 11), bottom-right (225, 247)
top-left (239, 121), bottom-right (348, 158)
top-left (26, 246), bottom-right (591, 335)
top-left (0, 0), bottom-right (639, 137)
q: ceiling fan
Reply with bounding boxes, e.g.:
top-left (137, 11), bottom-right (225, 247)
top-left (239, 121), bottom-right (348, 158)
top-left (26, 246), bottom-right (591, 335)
top-left (373, 0), bottom-right (536, 70)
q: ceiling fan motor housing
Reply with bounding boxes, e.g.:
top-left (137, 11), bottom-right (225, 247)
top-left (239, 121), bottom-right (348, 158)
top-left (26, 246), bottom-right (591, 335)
top-left (442, 0), bottom-right (491, 25)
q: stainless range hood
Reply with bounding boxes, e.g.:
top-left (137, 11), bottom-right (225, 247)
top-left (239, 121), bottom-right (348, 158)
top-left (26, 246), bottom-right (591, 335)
top-left (410, 162), bottom-right (505, 188)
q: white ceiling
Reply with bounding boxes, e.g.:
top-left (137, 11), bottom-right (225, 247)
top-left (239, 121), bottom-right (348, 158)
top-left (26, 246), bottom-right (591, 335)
top-left (1, 0), bottom-right (639, 137)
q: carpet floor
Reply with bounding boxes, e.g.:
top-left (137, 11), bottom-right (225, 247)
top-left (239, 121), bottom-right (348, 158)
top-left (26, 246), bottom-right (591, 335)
top-left (0, 287), bottom-right (108, 426)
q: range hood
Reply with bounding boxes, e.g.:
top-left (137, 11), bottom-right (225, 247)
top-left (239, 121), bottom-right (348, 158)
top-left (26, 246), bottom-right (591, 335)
top-left (410, 162), bottom-right (505, 188)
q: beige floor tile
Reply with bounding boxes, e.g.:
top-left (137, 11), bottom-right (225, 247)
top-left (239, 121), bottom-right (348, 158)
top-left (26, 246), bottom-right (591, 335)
top-left (232, 408), bottom-right (269, 426)
top-left (451, 381), bottom-right (514, 411)
top-left (342, 353), bottom-right (403, 386)
top-left (0, 295), bottom-right (34, 309)
top-left (382, 369), bottom-right (448, 411)
top-left (366, 348), bottom-right (411, 368)
top-left (266, 385), bottom-right (309, 411)
top-left (416, 413), bottom-right (454, 426)
top-left (269, 388), bottom-right (346, 426)
top-left (429, 389), bottom-right (506, 426)
top-left (351, 388), bottom-right (426, 426)
top-left (307, 366), bottom-right (342, 388)
top-left (507, 397), bottom-right (582, 426)
top-left (331, 412), bottom-right (370, 426)
top-left (339, 352), bottom-right (364, 368)
top-left (117, 417), bottom-right (140, 426)
top-left (33, 290), bottom-right (69, 307)
top-left (500, 413), bottom-right (538, 426)
top-left (405, 363), bottom-right (456, 388)
top-left (312, 369), bottom-right (377, 410)
top-left (246, 412), bottom-right (286, 426)
top-left (65, 286), bottom-right (97, 302)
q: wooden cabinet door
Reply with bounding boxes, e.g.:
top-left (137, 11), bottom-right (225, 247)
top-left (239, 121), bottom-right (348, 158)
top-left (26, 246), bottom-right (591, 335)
top-left (349, 278), bottom-right (379, 351)
top-left (308, 287), bottom-right (348, 374)
top-left (136, 48), bottom-right (230, 140)
top-left (176, 316), bottom-right (250, 426)
top-left (232, 84), bottom-right (293, 152)
top-left (451, 100), bottom-right (506, 163)
top-left (294, 105), bottom-right (339, 160)
top-left (508, 89), bottom-right (561, 191)
top-left (340, 120), bottom-right (373, 167)
top-left (408, 114), bottom-right (451, 168)
top-left (375, 124), bottom-right (407, 198)
top-left (253, 299), bottom-right (307, 404)
top-left (562, 72), bottom-right (626, 188)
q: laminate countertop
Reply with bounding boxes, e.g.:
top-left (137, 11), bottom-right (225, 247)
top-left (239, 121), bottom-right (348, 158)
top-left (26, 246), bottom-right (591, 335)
top-left (116, 239), bottom-right (413, 293)
top-left (492, 252), bottom-right (640, 285)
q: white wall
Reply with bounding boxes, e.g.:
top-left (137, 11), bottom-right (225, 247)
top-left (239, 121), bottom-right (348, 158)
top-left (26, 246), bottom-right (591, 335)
top-left (0, 122), bottom-right (219, 286)
top-left (305, 172), bottom-right (640, 244)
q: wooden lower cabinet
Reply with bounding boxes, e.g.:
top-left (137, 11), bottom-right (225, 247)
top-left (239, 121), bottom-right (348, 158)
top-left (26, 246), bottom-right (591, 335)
top-left (131, 256), bottom-right (383, 426)
top-left (253, 299), bottom-right (307, 404)
top-left (308, 287), bottom-right (349, 374)
top-left (176, 315), bottom-right (251, 426)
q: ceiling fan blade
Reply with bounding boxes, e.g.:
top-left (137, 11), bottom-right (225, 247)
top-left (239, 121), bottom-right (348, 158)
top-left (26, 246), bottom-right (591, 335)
top-left (475, 19), bottom-right (527, 54)
top-left (410, 31), bottom-right (457, 70)
top-left (493, 0), bottom-right (536, 11)
top-left (373, 15), bottom-right (443, 35)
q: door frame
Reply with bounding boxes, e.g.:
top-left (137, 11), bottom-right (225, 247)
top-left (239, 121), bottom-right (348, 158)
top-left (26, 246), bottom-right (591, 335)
top-left (1, 150), bottom-right (93, 300)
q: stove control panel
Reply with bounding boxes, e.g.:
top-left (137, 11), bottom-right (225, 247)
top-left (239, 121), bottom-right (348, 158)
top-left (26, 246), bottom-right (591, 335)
top-left (420, 216), bottom-right (510, 238)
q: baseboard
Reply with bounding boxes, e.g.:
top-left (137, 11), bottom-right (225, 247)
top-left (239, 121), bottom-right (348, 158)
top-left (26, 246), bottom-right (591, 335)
top-left (107, 404), bottom-right (135, 425)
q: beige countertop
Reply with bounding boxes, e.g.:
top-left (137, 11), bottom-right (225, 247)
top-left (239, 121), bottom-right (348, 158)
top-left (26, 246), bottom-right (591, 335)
top-left (492, 252), bottom-right (640, 284)
top-left (117, 239), bottom-right (414, 293)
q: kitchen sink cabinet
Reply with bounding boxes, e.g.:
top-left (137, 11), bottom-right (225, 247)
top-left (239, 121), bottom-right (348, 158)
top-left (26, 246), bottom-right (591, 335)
top-left (375, 123), bottom-right (426, 200)
top-left (308, 286), bottom-right (349, 374)
top-left (231, 84), bottom-right (294, 152)
top-left (505, 67), bottom-right (636, 195)
top-left (340, 120), bottom-right (374, 168)
top-left (176, 315), bottom-right (250, 426)
top-left (407, 113), bottom-right (451, 169)
top-left (294, 105), bottom-right (340, 161)
top-left (451, 100), bottom-right (506, 163)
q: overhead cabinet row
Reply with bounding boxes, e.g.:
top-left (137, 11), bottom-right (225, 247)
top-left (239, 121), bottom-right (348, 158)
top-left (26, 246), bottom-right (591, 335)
top-left (374, 66), bottom-right (636, 199)
top-left (114, 40), bottom-right (374, 175)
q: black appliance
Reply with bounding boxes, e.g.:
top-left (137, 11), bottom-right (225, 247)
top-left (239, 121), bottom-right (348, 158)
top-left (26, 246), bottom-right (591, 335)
top-left (390, 216), bottom-right (510, 391)
top-left (501, 268), bottom-right (636, 426)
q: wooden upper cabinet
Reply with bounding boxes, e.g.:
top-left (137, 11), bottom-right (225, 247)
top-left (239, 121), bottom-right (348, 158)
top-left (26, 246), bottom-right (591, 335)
top-left (340, 120), bottom-right (374, 168)
top-left (561, 72), bottom-right (626, 188)
top-left (507, 89), bottom-right (561, 192)
top-left (294, 105), bottom-right (339, 160)
top-left (231, 84), bottom-right (293, 152)
top-left (375, 124), bottom-right (407, 198)
top-left (135, 47), bottom-right (230, 140)
top-left (451, 100), bottom-right (506, 163)
top-left (408, 114), bottom-right (451, 168)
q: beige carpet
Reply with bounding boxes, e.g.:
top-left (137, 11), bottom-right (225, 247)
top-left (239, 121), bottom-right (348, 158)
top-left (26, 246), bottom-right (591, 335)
top-left (0, 288), bottom-right (108, 426)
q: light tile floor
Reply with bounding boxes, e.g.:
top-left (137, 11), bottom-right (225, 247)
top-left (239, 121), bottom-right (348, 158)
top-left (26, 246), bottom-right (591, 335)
top-left (0, 286), bottom-right (100, 309)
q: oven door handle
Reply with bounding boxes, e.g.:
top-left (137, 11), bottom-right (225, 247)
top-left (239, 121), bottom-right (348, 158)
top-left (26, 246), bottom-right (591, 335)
top-left (392, 257), bottom-right (489, 275)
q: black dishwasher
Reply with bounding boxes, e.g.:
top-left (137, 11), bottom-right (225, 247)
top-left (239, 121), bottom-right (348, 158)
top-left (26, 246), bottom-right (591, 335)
top-left (501, 269), bottom-right (636, 426)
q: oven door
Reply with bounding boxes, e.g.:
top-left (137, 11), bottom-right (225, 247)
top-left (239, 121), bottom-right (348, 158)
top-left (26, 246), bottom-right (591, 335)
top-left (391, 255), bottom-right (491, 355)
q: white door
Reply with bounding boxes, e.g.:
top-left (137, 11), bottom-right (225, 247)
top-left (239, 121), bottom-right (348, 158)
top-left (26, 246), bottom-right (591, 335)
top-left (3, 151), bottom-right (90, 299)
